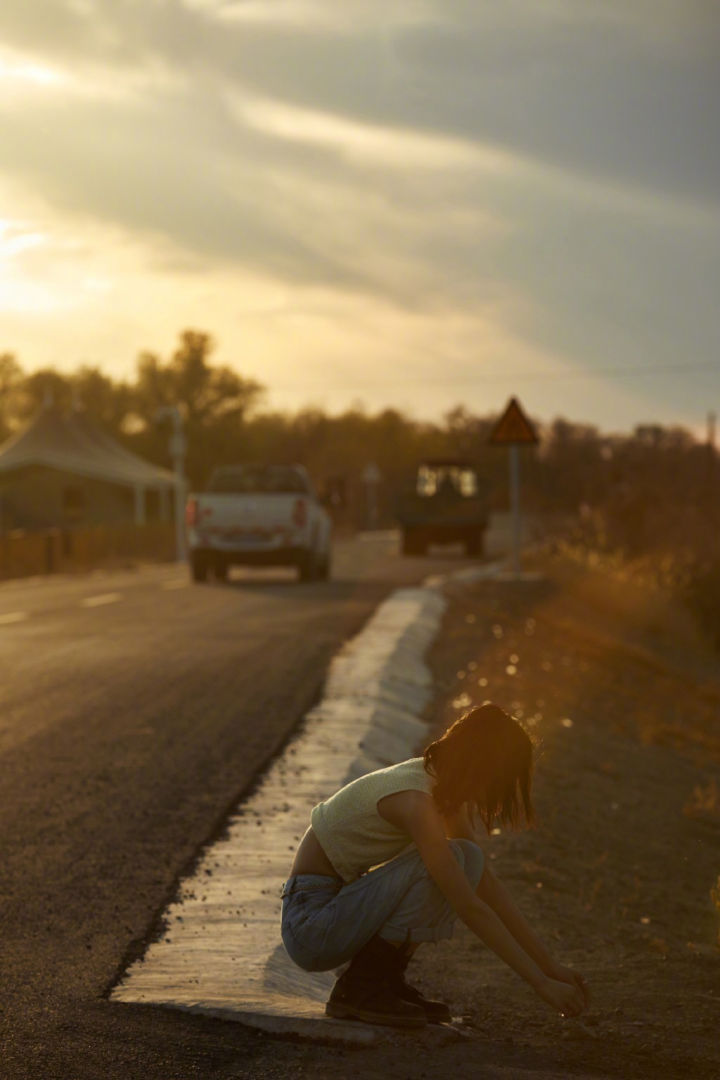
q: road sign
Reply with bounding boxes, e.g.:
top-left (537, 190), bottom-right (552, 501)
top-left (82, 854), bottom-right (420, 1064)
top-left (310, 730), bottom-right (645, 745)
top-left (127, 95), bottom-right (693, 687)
top-left (362, 462), bottom-right (381, 485)
top-left (488, 397), bottom-right (538, 445)
top-left (488, 397), bottom-right (536, 574)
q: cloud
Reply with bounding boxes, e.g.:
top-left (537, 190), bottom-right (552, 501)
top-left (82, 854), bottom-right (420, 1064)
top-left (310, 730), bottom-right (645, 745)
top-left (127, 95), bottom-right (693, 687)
top-left (0, 0), bottom-right (717, 431)
top-left (3, 1), bottom-right (717, 207)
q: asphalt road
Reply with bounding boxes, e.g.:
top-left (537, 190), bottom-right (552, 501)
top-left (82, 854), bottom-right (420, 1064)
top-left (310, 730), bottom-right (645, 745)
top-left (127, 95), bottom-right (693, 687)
top-left (0, 534), bottom-right (476, 1080)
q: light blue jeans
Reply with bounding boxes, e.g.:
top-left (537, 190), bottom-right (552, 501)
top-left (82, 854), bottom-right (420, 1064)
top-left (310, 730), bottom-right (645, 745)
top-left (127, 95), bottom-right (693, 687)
top-left (281, 839), bottom-right (485, 972)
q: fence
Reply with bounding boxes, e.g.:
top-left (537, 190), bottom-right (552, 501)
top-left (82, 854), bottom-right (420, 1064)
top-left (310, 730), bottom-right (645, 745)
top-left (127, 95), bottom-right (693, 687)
top-left (0, 524), bottom-right (177, 581)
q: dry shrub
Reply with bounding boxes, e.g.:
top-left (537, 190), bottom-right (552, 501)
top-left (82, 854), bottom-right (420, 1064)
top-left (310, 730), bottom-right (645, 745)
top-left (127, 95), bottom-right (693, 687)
top-left (684, 560), bottom-right (720, 652)
top-left (712, 877), bottom-right (720, 948)
top-left (683, 780), bottom-right (720, 819)
top-left (539, 507), bottom-right (720, 654)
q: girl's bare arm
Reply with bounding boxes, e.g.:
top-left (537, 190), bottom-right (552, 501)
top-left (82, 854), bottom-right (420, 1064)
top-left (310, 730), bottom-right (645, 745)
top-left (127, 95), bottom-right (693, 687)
top-left (442, 802), bottom-right (589, 1005)
top-left (477, 863), bottom-right (589, 1003)
top-left (377, 790), bottom-right (587, 1016)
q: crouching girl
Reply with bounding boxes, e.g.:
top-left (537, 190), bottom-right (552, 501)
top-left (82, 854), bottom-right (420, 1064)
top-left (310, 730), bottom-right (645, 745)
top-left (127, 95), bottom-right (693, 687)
top-left (281, 703), bottom-right (589, 1027)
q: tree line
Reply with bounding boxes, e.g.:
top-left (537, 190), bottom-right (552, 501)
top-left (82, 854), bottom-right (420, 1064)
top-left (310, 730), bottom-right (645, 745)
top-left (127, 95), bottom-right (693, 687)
top-left (0, 331), bottom-right (717, 557)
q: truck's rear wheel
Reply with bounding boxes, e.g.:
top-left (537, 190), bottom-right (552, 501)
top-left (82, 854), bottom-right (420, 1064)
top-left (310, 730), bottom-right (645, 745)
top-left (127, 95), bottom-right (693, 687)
top-left (296, 549), bottom-right (317, 582)
top-left (190, 551), bottom-right (209, 583)
top-left (402, 529), bottom-right (426, 556)
top-left (316, 550), bottom-right (331, 580)
top-left (465, 529), bottom-right (485, 558)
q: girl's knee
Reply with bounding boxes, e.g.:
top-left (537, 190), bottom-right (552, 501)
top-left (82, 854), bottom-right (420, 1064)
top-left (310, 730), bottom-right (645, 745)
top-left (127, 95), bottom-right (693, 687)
top-left (282, 929), bottom-right (343, 972)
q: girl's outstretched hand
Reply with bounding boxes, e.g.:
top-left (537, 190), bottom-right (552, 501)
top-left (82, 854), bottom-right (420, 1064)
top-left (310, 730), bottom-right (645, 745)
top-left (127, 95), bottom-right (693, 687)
top-left (546, 962), bottom-right (591, 1008)
top-left (535, 976), bottom-right (587, 1017)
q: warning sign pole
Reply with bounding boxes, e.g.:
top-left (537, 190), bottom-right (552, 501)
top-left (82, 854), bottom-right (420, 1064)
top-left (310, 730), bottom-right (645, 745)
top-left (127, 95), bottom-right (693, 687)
top-left (488, 397), bottom-right (538, 575)
top-left (509, 444), bottom-right (521, 573)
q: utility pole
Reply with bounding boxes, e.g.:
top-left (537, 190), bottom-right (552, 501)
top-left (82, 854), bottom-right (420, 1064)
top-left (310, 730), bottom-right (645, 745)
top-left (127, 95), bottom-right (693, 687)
top-left (361, 462), bottom-right (382, 530)
top-left (156, 406), bottom-right (188, 562)
top-left (707, 412), bottom-right (718, 528)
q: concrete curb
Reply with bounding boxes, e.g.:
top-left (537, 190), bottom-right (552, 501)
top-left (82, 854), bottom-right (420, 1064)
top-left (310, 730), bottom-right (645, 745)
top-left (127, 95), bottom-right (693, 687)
top-left (111, 566), bottom-right (502, 1042)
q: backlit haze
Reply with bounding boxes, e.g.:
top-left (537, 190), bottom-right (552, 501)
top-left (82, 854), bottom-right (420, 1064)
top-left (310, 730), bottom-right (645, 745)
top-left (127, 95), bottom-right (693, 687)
top-left (1, 0), bottom-right (718, 433)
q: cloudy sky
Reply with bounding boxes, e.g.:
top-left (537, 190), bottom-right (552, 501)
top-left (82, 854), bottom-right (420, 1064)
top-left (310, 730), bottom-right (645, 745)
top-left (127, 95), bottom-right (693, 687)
top-left (1, 0), bottom-right (718, 433)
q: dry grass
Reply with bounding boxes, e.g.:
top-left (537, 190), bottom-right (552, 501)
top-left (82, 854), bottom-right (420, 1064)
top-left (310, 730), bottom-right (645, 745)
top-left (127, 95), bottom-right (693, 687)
top-left (684, 779), bottom-right (720, 819)
top-left (415, 557), bottom-right (720, 1077)
top-left (712, 877), bottom-right (720, 947)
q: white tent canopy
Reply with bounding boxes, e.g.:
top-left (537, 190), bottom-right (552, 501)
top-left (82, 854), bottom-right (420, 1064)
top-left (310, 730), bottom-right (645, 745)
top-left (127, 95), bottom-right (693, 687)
top-left (0, 405), bottom-right (178, 525)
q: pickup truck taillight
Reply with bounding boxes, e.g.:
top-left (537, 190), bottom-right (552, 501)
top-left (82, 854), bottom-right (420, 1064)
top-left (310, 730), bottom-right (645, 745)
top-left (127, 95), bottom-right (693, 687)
top-left (185, 497), bottom-right (199, 526)
top-left (293, 498), bottom-right (307, 528)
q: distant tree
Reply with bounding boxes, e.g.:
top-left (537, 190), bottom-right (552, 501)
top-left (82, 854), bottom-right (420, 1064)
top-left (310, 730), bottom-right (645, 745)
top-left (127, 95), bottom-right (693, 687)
top-left (14, 368), bottom-right (75, 422)
top-left (135, 330), bottom-right (262, 423)
top-left (131, 330), bottom-right (265, 485)
top-left (442, 405), bottom-right (494, 453)
top-left (538, 417), bottom-right (605, 510)
top-left (0, 352), bottom-right (24, 442)
top-left (4, 363), bottom-right (133, 441)
top-left (71, 366), bottom-right (134, 435)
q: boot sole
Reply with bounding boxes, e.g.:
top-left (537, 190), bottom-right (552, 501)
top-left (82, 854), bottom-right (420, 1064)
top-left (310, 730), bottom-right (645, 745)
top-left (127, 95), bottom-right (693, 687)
top-left (425, 1011), bottom-right (453, 1024)
top-left (325, 1001), bottom-right (427, 1028)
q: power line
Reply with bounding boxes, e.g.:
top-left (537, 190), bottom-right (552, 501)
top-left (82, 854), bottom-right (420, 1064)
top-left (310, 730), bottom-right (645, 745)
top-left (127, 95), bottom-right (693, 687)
top-left (270, 361), bottom-right (718, 390)
top-left (452, 362), bottom-right (719, 384)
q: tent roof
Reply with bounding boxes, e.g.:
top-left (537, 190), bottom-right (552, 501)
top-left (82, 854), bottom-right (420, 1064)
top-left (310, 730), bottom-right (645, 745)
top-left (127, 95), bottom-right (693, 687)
top-left (0, 406), bottom-right (178, 489)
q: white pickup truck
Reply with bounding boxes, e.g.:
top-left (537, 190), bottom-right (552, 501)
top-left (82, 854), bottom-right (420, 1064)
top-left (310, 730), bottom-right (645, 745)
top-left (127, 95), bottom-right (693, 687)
top-left (185, 464), bottom-right (332, 583)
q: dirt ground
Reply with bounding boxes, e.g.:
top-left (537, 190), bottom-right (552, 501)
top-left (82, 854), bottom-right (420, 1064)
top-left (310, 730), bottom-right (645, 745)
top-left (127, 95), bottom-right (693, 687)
top-left (263, 556), bottom-right (720, 1080)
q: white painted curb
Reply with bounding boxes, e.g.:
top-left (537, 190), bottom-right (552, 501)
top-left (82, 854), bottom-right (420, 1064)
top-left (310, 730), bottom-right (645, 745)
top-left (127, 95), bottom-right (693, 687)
top-left (112, 567), bottom-right (502, 1039)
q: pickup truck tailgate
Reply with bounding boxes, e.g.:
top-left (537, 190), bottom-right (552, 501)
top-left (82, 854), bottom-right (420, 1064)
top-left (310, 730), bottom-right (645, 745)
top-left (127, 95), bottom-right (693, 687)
top-left (193, 493), bottom-right (308, 547)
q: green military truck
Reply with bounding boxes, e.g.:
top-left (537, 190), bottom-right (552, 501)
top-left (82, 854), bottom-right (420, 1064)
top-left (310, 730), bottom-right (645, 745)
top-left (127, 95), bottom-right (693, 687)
top-left (396, 458), bottom-right (488, 557)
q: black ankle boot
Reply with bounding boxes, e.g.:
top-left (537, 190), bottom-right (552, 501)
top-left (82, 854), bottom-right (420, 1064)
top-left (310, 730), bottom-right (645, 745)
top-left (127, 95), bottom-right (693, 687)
top-left (325, 937), bottom-right (427, 1028)
top-left (391, 943), bottom-right (452, 1024)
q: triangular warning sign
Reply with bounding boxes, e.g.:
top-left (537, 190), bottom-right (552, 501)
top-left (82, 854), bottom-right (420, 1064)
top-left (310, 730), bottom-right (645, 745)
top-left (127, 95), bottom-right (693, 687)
top-left (488, 397), bottom-right (538, 445)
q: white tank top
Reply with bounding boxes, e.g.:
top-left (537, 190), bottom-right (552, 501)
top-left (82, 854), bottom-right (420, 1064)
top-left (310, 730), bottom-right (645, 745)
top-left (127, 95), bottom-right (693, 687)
top-left (310, 757), bottom-right (433, 883)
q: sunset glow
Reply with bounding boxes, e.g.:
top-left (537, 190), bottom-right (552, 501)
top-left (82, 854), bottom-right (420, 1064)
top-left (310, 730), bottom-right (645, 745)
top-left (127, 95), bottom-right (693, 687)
top-left (0, 1), bottom-right (716, 430)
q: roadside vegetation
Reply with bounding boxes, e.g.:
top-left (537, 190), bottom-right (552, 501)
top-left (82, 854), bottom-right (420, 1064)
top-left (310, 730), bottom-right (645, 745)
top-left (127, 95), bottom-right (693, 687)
top-left (401, 564), bottom-right (720, 1079)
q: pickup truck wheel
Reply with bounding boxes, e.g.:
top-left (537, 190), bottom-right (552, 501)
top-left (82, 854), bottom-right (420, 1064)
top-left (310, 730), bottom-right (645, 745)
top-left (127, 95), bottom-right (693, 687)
top-left (402, 529), bottom-right (426, 557)
top-left (316, 551), bottom-right (331, 581)
top-left (465, 530), bottom-right (485, 558)
top-left (190, 552), bottom-right (209, 583)
top-left (296, 550), bottom-right (317, 583)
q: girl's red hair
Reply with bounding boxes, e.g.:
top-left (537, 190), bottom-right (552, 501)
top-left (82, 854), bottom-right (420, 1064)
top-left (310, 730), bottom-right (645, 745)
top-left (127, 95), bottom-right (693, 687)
top-left (424, 702), bottom-right (534, 832)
